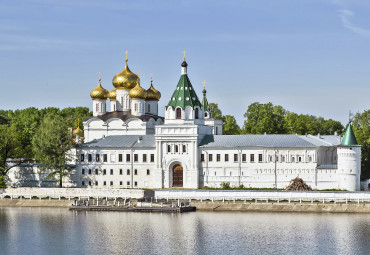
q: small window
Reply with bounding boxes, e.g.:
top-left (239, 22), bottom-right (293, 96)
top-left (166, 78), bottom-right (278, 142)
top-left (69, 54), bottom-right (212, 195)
top-left (298, 156), bottom-right (302, 162)
top-left (88, 169), bottom-right (91, 175)
top-left (95, 181), bottom-right (98, 186)
top-left (88, 154), bottom-right (92, 162)
top-left (176, 108), bottom-right (182, 119)
top-left (103, 181), bottom-right (106, 186)
top-left (292, 156), bottom-right (295, 162)
top-left (95, 169), bottom-right (98, 175)
top-left (89, 181), bottom-right (91, 186)
top-left (281, 156), bottom-right (285, 162)
top-left (148, 104), bottom-right (151, 113)
top-left (201, 154), bottom-right (205, 162)
top-left (96, 154), bottom-right (100, 162)
top-left (209, 154), bottom-right (213, 162)
top-left (80, 154), bottom-right (84, 162)
top-left (134, 154), bottom-right (138, 162)
top-left (183, 145), bottom-right (186, 153)
top-left (250, 154), bottom-right (255, 162)
top-left (225, 154), bottom-right (229, 162)
top-left (82, 169), bottom-right (85, 175)
top-left (110, 169), bottom-right (113, 175)
top-left (110, 181), bottom-right (113, 186)
top-left (234, 154), bottom-right (238, 162)
top-left (143, 154), bottom-right (147, 162)
top-left (126, 154), bottom-right (131, 162)
top-left (150, 154), bottom-right (154, 162)
top-left (119, 154), bottom-right (123, 162)
top-left (134, 181), bottom-right (138, 187)
top-left (103, 169), bottom-right (106, 175)
top-left (167, 145), bottom-right (171, 153)
top-left (195, 108), bottom-right (199, 119)
top-left (269, 156), bottom-right (272, 162)
top-left (134, 169), bottom-right (138, 175)
top-left (258, 154), bottom-right (263, 162)
top-left (127, 169), bottom-right (130, 175)
top-left (120, 169), bottom-right (123, 175)
top-left (175, 145), bottom-right (179, 153)
top-left (103, 154), bottom-right (107, 162)
top-left (215, 126), bottom-right (218, 134)
top-left (127, 181), bottom-right (130, 186)
top-left (147, 169), bottom-right (150, 175)
top-left (120, 181), bottom-right (123, 186)
top-left (217, 154), bottom-right (221, 162)
top-left (309, 156), bottom-right (312, 162)
top-left (242, 154), bottom-right (246, 162)
top-left (82, 181), bottom-right (85, 186)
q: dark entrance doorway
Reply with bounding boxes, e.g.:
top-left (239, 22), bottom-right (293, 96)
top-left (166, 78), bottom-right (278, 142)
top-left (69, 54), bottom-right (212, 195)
top-left (172, 164), bottom-right (183, 187)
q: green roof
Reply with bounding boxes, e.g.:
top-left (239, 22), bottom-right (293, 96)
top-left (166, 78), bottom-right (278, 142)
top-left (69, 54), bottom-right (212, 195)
top-left (166, 74), bottom-right (202, 109)
top-left (201, 88), bottom-right (210, 112)
top-left (340, 123), bottom-right (360, 146)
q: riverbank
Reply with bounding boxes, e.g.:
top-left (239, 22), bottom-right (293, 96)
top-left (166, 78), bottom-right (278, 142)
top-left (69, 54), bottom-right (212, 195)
top-left (192, 201), bottom-right (370, 213)
top-left (2, 199), bottom-right (370, 213)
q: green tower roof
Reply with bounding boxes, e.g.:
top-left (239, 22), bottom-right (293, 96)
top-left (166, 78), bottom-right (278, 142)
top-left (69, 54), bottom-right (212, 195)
top-left (166, 73), bottom-right (202, 110)
top-left (340, 123), bottom-right (360, 146)
top-left (201, 88), bottom-right (210, 112)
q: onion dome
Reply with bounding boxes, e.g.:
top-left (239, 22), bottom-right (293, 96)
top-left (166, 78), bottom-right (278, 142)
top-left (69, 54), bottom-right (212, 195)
top-left (73, 119), bottom-right (83, 136)
top-left (90, 77), bottom-right (108, 100)
top-left (129, 78), bottom-right (147, 99)
top-left (108, 88), bottom-right (117, 101)
top-left (112, 58), bottom-right (139, 90)
top-left (146, 77), bottom-right (161, 101)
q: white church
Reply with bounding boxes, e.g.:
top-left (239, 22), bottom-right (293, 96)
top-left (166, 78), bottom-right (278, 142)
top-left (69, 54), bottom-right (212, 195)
top-left (71, 54), bottom-right (362, 191)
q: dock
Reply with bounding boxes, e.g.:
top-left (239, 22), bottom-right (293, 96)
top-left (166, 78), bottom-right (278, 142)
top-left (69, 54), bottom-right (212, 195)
top-left (69, 205), bottom-right (196, 213)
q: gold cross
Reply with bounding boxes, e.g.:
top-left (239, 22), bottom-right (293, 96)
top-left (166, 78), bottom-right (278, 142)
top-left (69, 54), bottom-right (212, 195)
top-left (77, 118), bottom-right (80, 127)
top-left (125, 51), bottom-right (128, 61)
top-left (98, 71), bottom-right (101, 81)
top-left (202, 80), bottom-right (206, 89)
top-left (150, 73), bottom-right (153, 82)
top-left (183, 50), bottom-right (186, 60)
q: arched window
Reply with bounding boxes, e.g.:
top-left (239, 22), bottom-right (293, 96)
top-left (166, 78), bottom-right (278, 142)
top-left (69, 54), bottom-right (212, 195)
top-left (183, 145), bottom-right (186, 153)
top-left (167, 145), bottom-right (171, 153)
top-left (148, 104), bottom-right (151, 113)
top-left (121, 97), bottom-right (123, 107)
top-left (176, 108), bottom-right (182, 119)
top-left (205, 112), bottom-right (208, 118)
top-left (113, 104), bottom-right (116, 111)
top-left (134, 103), bottom-right (138, 112)
top-left (95, 103), bottom-right (99, 112)
top-left (195, 108), bottom-right (199, 119)
top-left (175, 145), bottom-right (179, 153)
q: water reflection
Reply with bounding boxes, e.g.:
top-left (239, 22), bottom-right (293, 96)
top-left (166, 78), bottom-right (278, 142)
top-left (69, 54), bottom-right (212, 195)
top-left (0, 208), bottom-right (369, 255)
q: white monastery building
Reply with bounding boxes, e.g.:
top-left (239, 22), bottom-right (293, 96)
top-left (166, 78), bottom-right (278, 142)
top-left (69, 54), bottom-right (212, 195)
top-left (70, 55), bottom-right (362, 191)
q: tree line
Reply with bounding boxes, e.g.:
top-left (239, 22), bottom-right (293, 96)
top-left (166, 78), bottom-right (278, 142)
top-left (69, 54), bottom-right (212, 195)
top-left (210, 102), bottom-right (370, 180)
top-left (0, 107), bottom-right (91, 187)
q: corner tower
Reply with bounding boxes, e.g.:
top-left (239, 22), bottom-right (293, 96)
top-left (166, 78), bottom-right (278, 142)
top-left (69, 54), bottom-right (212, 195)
top-left (337, 122), bottom-right (361, 191)
top-left (165, 56), bottom-right (204, 123)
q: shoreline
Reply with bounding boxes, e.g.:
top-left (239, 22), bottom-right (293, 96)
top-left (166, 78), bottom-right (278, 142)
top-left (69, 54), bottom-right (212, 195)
top-left (1, 199), bottom-right (370, 213)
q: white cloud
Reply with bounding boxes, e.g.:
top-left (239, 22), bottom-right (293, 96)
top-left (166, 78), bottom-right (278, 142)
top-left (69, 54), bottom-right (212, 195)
top-left (338, 9), bottom-right (370, 38)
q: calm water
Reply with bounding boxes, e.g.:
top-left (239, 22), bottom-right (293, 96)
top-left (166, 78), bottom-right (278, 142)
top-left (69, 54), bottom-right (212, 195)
top-left (0, 208), bottom-right (369, 255)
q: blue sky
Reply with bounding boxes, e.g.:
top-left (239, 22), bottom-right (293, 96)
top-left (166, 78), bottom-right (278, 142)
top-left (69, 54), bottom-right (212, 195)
top-left (1, 0), bottom-right (370, 127)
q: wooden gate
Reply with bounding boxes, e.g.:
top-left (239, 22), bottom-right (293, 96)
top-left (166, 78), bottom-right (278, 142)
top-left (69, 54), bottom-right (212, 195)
top-left (172, 164), bottom-right (183, 187)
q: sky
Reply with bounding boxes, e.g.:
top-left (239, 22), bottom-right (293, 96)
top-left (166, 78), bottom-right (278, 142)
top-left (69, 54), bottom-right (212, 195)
top-left (1, 0), bottom-right (370, 127)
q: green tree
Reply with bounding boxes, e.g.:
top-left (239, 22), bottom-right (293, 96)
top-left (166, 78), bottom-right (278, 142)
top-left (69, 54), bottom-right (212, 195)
top-left (209, 103), bottom-right (223, 119)
top-left (242, 102), bottom-right (286, 134)
top-left (32, 114), bottom-right (75, 187)
top-left (223, 115), bottom-right (241, 135)
top-left (0, 123), bottom-right (26, 187)
top-left (352, 110), bottom-right (370, 180)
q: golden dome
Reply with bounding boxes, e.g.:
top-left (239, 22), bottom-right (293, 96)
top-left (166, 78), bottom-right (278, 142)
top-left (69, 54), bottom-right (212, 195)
top-left (146, 80), bottom-right (161, 101)
top-left (108, 88), bottom-right (117, 101)
top-left (129, 79), bottom-right (147, 99)
top-left (90, 78), bottom-right (109, 100)
top-left (112, 59), bottom-right (139, 89)
top-left (74, 127), bottom-right (83, 136)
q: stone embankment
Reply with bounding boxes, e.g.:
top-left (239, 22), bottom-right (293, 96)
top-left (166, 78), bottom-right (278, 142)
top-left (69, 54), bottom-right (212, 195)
top-left (191, 201), bottom-right (370, 213)
top-left (0, 199), bottom-right (71, 207)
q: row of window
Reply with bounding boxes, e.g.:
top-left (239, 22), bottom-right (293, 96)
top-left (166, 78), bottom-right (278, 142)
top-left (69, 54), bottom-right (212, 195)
top-left (201, 153), bottom-right (313, 163)
top-left (81, 153), bottom-right (155, 163)
top-left (167, 144), bottom-right (187, 153)
top-left (81, 181), bottom-right (138, 187)
top-left (82, 168), bottom-right (150, 175)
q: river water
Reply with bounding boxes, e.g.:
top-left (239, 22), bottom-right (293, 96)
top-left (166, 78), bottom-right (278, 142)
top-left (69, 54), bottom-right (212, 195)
top-left (0, 207), bottom-right (369, 255)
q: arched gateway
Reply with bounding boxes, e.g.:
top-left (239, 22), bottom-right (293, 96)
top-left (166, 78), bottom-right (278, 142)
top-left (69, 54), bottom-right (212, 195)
top-left (172, 164), bottom-right (183, 187)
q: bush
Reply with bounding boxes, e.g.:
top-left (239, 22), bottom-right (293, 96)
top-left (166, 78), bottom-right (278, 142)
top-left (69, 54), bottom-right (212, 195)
top-left (220, 182), bottom-right (231, 189)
